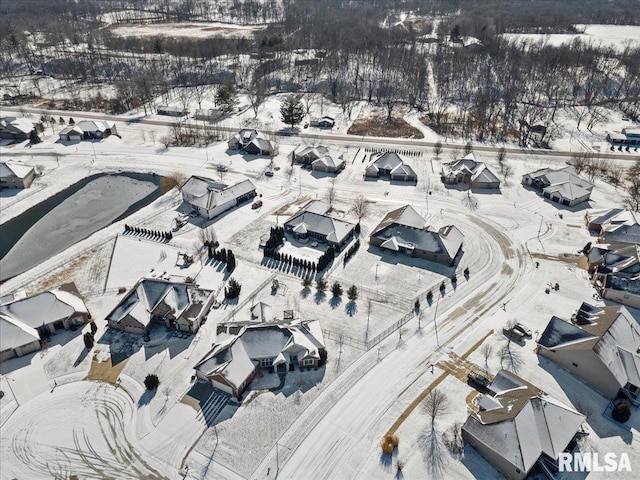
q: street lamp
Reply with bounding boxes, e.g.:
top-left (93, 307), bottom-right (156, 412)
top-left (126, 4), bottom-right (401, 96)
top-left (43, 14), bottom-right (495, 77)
top-left (275, 441), bottom-right (291, 478)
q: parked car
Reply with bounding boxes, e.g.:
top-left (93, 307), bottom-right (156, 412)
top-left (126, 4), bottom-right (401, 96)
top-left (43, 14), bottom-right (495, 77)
top-left (513, 323), bottom-right (532, 337)
top-left (467, 371), bottom-right (491, 389)
top-left (264, 171), bottom-right (274, 177)
top-left (503, 327), bottom-right (525, 342)
top-left (216, 165), bottom-right (228, 172)
top-left (252, 200), bottom-right (263, 209)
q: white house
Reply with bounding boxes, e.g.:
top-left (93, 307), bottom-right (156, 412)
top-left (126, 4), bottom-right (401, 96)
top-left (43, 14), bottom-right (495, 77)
top-left (181, 176), bottom-right (257, 219)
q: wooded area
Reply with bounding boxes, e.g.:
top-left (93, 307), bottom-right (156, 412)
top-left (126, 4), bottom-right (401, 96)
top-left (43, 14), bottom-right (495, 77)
top-left (2, 0), bottom-right (639, 142)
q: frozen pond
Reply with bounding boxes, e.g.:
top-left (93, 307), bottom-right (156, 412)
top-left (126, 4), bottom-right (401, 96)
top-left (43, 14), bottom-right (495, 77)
top-left (0, 173), bottom-right (162, 281)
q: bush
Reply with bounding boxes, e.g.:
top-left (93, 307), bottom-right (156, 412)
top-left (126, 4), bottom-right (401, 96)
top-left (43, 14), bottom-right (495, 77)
top-left (381, 439), bottom-right (394, 456)
top-left (463, 267), bottom-right (470, 276)
top-left (440, 281), bottom-right (446, 291)
top-left (302, 277), bottom-right (312, 288)
top-left (451, 274), bottom-right (457, 284)
top-left (387, 434), bottom-right (400, 447)
top-left (426, 290), bottom-right (433, 301)
top-left (144, 374), bottom-right (159, 390)
top-left (225, 278), bottom-right (242, 299)
top-left (612, 401), bottom-right (631, 423)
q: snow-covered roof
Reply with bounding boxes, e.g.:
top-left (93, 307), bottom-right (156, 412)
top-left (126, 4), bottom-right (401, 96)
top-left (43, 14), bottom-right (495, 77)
top-left (182, 176), bottom-right (256, 212)
top-left (442, 153), bottom-right (500, 186)
top-left (523, 166), bottom-right (593, 201)
top-left (538, 304), bottom-right (640, 389)
top-left (0, 161), bottom-right (34, 180)
top-left (75, 120), bottom-right (115, 133)
top-left (0, 284), bottom-right (87, 330)
top-left (285, 201), bottom-right (355, 245)
top-left (371, 205), bottom-right (463, 260)
top-left (195, 316), bottom-right (325, 390)
top-left (0, 314), bottom-right (40, 352)
top-left (106, 278), bottom-right (210, 328)
top-left (463, 370), bottom-right (584, 477)
top-left (0, 117), bottom-right (34, 134)
top-left (367, 152), bottom-right (417, 177)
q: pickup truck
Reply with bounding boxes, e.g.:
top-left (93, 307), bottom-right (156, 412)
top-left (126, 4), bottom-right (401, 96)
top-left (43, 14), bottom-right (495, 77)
top-left (503, 327), bottom-right (525, 342)
top-left (467, 371), bottom-right (491, 389)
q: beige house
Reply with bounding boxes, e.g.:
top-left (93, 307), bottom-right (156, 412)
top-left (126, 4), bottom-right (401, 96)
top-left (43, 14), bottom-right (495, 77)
top-left (537, 302), bottom-right (640, 404)
top-left (0, 161), bottom-right (36, 189)
top-left (106, 278), bottom-right (214, 335)
top-left (462, 370), bottom-right (585, 480)
top-left (522, 166), bottom-right (593, 206)
top-left (364, 152), bottom-right (417, 182)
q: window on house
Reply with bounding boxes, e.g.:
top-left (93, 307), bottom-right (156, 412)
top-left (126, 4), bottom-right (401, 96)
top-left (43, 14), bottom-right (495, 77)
top-left (260, 358), bottom-right (273, 367)
top-left (303, 359), bottom-right (314, 366)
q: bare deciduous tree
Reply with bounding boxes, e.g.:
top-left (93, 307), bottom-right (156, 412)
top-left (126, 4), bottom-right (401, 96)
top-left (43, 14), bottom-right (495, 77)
top-left (422, 389), bottom-right (449, 429)
top-left (351, 194), bottom-right (369, 222)
top-left (480, 343), bottom-right (493, 371)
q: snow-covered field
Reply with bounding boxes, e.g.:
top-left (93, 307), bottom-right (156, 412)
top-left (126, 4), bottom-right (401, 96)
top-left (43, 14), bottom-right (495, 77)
top-left (502, 24), bottom-right (640, 52)
top-left (0, 98), bottom-right (638, 480)
top-left (110, 22), bottom-right (268, 39)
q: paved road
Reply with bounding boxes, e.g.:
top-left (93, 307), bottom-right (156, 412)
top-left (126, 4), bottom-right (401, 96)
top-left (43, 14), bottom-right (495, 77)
top-left (3, 105), bottom-right (638, 161)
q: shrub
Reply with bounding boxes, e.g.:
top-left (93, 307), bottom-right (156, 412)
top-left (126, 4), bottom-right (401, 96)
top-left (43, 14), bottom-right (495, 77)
top-left (225, 278), bottom-right (242, 299)
top-left (463, 267), bottom-right (470, 276)
top-left (381, 439), bottom-right (394, 456)
top-left (426, 290), bottom-right (433, 301)
top-left (144, 374), bottom-right (160, 390)
top-left (612, 401), bottom-right (631, 423)
top-left (302, 277), bottom-right (312, 288)
top-left (414, 299), bottom-right (420, 310)
top-left (90, 322), bottom-right (98, 335)
top-left (440, 281), bottom-right (446, 291)
top-left (387, 434), bottom-right (400, 447)
top-left (451, 274), bottom-right (457, 284)
top-left (83, 332), bottom-right (94, 349)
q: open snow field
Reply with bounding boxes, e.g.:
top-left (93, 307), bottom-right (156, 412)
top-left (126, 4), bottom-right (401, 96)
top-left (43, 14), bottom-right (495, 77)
top-left (0, 100), bottom-right (639, 479)
top-left (110, 22), bottom-right (268, 39)
top-left (502, 24), bottom-right (640, 52)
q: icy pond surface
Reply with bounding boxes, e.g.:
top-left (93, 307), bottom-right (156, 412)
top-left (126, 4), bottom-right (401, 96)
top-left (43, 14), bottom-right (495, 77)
top-left (0, 173), bottom-right (161, 281)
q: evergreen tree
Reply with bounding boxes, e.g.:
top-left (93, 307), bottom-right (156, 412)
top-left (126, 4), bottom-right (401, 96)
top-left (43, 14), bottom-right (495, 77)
top-left (347, 285), bottom-right (359, 301)
top-left (280, 95), bottom-right (305, 129)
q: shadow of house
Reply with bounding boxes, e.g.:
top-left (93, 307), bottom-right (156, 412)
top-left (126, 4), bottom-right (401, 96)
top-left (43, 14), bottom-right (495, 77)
top-left (194, 308), bottom-right (326, 399)
top-left (537, 302), bottom-right (640, 406)
top-left (0, 282), bottom-right (89, 362)
top-left (462, 370), bottom-right (585, 480)
top-left (369, 205), bottom-right (464, 267)
top-left (105, 278), bottom-right (214, 336)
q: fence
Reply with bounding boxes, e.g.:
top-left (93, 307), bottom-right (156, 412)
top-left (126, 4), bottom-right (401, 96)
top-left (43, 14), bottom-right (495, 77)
top-left (322, 329), bottom-right (367, 350)
top-left (366, 310), bottom-right (416, 349)
top-left (363, 147), bottom-right (423, 157)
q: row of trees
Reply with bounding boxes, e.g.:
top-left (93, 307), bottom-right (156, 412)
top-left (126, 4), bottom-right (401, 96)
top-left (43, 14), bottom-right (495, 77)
top-left (208, 247), bottom-right (236, 273)
top-left (123, 225), bottom-right (173, 241)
